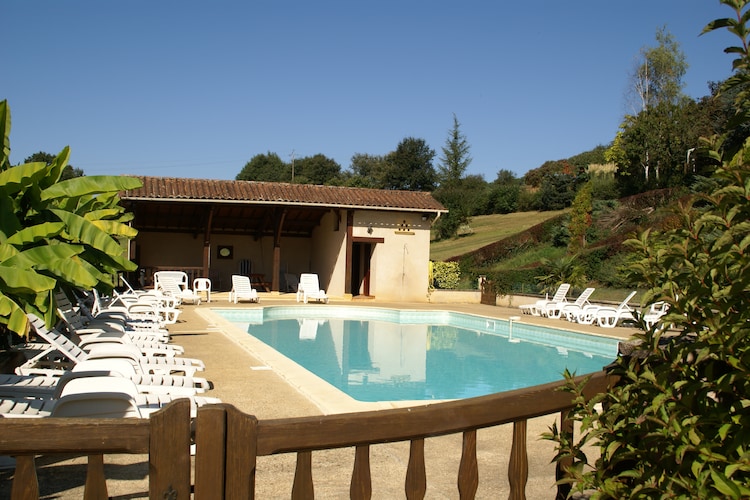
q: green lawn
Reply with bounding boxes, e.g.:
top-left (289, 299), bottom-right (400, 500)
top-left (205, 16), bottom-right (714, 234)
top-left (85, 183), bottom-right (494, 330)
top-left (430, 210), bottom-right (567, 262)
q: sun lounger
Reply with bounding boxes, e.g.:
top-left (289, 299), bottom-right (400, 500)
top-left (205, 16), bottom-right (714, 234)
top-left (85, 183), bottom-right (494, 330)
top-left (593, 291), bottom-right (638, 328)
top-left (19, 315), bottom-right (205, 377)
top-left (229, 275), bottom-right (259, 303)
top-left (0, 376), bottom-right (220, 419)
top-left (1, 357), bottom-right (211, 398)
top-left (296, 273), bottom-right (329, 304)
top-left (518, 284), bottom-right (570, 316)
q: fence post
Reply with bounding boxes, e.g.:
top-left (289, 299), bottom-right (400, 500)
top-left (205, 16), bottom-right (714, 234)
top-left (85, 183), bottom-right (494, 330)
top-left (195, 404), bottom-right (229, 499)
top-left (149, 400), bottom-right (192, 499)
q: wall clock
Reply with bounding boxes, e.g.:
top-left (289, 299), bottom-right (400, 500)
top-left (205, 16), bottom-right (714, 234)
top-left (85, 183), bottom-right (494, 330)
top-left (217, 245), bottom-right (233, 259)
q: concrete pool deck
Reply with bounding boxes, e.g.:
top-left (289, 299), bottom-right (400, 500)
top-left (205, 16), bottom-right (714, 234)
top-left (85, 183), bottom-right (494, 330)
top-left (1, 293), bottom-right (637, 499)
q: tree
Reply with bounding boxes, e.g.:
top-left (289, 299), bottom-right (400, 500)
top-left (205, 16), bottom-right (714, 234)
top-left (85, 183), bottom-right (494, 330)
top-left (24, 151), bottom-right (84, 180)
top-left (292, 154), bottom-right (341, 185)
top-left (613, 99), bottom-right (714, 195)
top-left (383, 137), bottom-right (436, 191)
top-left (566, 181), bottom-right (593, 253)
top-left (534, 162), bottom-right (584, 211)
top-left (548, 5), bottom-right (750, 496)
top-left (0, 100), bottom-right (141, 337)
top-left (432, 174), bottom-right (489, 240)
top-left (437, 114), bottom-right (472, 188)
top-left (344, 153), bottom-right (389, 188)
top-left (236, 152), bottom-right (290, 182)
top-left (487, 169), bottom-right (520, 214)
top-left (628, 26), bottom-right (688, 113)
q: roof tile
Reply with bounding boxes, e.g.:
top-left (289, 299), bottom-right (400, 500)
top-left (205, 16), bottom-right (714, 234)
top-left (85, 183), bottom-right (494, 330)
top-left (124, 176), bottom-right (447, 212)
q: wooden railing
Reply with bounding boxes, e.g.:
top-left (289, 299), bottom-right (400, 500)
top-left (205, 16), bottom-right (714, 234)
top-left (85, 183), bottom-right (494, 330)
top-left (0, 372), bottom-right (613, 499)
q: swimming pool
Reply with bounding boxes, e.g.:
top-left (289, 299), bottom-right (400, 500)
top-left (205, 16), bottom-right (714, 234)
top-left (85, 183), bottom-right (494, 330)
top-left (215, 306), bottom-right (619, 403)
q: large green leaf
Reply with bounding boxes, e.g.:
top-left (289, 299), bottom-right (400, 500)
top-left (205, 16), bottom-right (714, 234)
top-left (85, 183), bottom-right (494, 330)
top-left (0, 100), bottom-right (9, 170)
top-left (36, 256), bottom-right (99, 289)
top-left (92, 219), bottom-right (138, 239)
top-left (4, 222), bottom-right (65, 246)
top-left (0, 192), bottom-right (22, 239)
top-left (39, 147), bottom-right (70, 190)
top-left (49, 208), bottom-right (124, 256)
top-left (41, 175), bottom-right (142, 201)
top-left (2, 244), bottom-right (84, 269)
top-left (0, 266), bottom-right (56, 293)
top-left (84, 208), bottom-right (124, 221)
top-left (0, 294), bottom-right (30, 336)
top-left (0, 162), bottom-right (50, 195)
top-left (92, 251), bottom-right (138, 273)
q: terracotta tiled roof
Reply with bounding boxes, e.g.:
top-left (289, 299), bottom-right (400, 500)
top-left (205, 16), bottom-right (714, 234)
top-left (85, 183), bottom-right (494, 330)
top-left (123, 176), bottom-right (447, 212)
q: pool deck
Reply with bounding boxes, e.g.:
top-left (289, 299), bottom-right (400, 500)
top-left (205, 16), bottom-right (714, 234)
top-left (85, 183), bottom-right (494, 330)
top-left (2, 292), bottom-right (637, 499)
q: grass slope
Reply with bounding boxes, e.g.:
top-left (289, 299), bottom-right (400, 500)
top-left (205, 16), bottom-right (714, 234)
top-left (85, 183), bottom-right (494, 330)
top-left (430, 210), bottom-right (567, 262)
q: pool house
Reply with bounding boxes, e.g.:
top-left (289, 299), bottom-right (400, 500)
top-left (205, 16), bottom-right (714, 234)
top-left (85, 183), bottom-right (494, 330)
top-left (121, 176), bottom-right (447, 302)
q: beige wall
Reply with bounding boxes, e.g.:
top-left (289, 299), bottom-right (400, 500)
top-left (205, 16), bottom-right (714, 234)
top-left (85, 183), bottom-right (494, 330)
top-left (310, 210), bottom-right (347, 295)
top-left (349, 210), bottom-right (432, 302)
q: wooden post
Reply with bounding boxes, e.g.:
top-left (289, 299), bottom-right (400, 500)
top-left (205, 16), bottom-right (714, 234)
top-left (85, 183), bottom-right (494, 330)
top-left (458, 430), bottom-right (478, 499)
top-left (195, 405), bottom-right (228, 499)
top-left (10, 456), bottom-right (38, 500)
top-left (225, 406), bottom-right (258, 499)
top-left (272, 209), bottom-right (286, 292)
top-left (292, 451), bottom-right (314, 499)
top-left (350, 445), bottom-right (372, 500)
top-left (405, 439), bottom-right (426, 499)
top-left (83, 454), bottom-right (107, 500)
top-left (149, 400), bottom-right (192, 499)
top-left (508, 420), bottom-right (528, 500)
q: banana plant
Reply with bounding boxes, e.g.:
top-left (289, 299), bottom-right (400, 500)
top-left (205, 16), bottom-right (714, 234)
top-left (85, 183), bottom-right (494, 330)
top-left (0, 99), bottom-right (142, 336)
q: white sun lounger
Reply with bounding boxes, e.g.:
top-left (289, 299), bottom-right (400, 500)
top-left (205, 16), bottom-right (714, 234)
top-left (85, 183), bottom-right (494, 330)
top-left (20, 315), bottom-right (205, 378)
top-left (0, 376), bottom-right (220, 419)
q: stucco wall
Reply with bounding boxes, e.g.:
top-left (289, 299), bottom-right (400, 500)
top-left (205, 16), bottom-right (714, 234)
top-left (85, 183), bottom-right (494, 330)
top-left (351, 210), bottom-right (431, 302)
top-left (310, 210), bottom-right (346, 294)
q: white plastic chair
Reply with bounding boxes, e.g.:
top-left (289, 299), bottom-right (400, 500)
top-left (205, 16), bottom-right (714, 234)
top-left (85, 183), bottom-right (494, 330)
top-left (229, 275), bottom-right (259, 303)
top-left (193, 278), bottom-right (211, 303)
top-left (296, 273), bottom-right (328, 304)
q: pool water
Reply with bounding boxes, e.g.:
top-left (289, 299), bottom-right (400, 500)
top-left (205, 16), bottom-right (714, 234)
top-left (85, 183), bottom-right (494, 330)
top-left (217, 307), bottom-right (619, 402)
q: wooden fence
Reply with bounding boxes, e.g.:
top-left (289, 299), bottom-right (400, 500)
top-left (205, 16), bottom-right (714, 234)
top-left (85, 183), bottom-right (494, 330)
top-left (0, 371), bottom-right (613, 499)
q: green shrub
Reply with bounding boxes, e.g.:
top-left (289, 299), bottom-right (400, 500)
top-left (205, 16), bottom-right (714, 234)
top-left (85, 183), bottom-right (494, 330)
top-left (546, 10), bottom-right (750, 496)
top-left (431, 261), bottom-right (461, 289)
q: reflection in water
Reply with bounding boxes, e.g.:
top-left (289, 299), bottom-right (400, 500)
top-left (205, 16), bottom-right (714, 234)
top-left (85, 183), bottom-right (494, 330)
top-left (246, 318), bottom-right (615, 402)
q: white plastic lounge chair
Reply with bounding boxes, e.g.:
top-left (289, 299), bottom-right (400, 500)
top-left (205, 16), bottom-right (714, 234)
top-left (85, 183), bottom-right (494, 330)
top-left (112, 290), bottom-right (182, 324)
top-left (20, 315), bottom-right (205, 377)
top-left (159, 276), bottom-right (202, 305)
top-left (297, 273), bottom-right (329, 304)
top-left (1, 358), bottom-right (210, 398)
top-left (229, 275), bottom-right (259, 303)
top-left (642, 301), bottom-right (670, 330)
top-left (556, 288), bottom-right (596, 321)
top-left (153, 270), bottom-right (190, 292)
top-left (81, 288), bottom-right (167, 331)
top-left (0, 376), bottom-right (220, 419)
top-left (594, 291), bottom-right (638, 328)
top-left (193, 278), bottom-right (211, 303)
top-left (518, 284), bottom-right (570, 316)
top-left (56, 291), bottom-right (173, 349)
top-left (545, 287), bottom-right (594, 319)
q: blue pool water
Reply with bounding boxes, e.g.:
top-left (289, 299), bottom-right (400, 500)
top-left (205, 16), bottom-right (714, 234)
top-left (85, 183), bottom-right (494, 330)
top-left (216, 307), bottom-right (619, 402)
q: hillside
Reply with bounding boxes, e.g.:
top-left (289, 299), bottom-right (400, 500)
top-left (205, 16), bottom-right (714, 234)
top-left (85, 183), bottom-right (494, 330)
top-left (431, 189), bottom-right (685, 297)
top-left (429, 210), bottom-right (567, 262)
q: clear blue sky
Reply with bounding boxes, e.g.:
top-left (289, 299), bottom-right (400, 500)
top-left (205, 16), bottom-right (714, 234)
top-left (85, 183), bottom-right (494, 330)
top-left (3, 1), bottom-right (738, 182)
